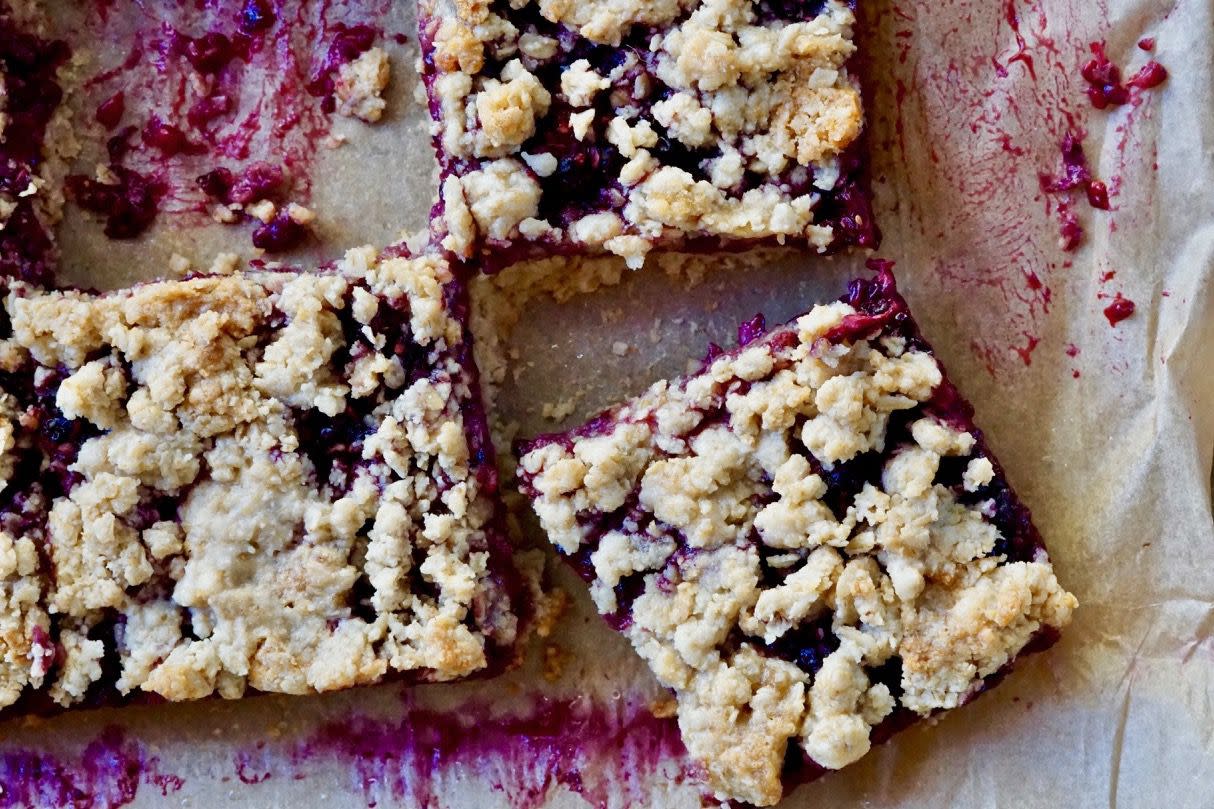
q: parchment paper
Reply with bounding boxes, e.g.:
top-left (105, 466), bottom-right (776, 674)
top-left (4, 0), bottom-right (1212, 807)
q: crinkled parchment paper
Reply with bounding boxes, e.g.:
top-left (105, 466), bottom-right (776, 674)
top-left (2, 0), bottom-right (1211, 807)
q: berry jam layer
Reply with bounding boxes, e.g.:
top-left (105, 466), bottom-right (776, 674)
top-left (0, 246), bottom-right (526, 716)
top-left (516, 267), bottom-right (1076, 806)
top-left (0, 10), bottom-right (73, 287)
top-left (420, 0), bottom-right (876, 271)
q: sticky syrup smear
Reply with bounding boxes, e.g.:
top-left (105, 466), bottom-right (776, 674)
top-left (0, 696), bottom-right (689, 808)
top-left (59, 0), bottom-right (399, 247)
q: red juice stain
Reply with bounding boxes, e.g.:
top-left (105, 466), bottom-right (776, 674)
top-left (1064, 343), bottom-right (1080, 357)
top-left (1103, 293), bottom-right (1136, 326)
top-left (1000, 0), bottom-right (1036, 79)
top-left (1013, 333), bottom-right (1041, 366)
top-left (233, 747), bottom-right (273, 785)
top-left (0, 726), bottom-right (183, 809)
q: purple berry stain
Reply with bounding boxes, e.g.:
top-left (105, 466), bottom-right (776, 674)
top-left (0, 726), bottom-right (183, 809)
top-left (50, 0), bottom-right (394, 248)
top-left (282, 694), bottom-right (689, 808)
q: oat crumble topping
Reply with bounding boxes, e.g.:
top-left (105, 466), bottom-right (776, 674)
top-left (517, 270), bottom-right (1076, 805)
top-left (420, 0), bottom-right (875, 270)
top-left (335, 47), bottom-right (392, 123)
top-left (0, 247), bottom-right (526, 710)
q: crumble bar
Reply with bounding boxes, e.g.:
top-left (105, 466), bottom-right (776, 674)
top-left (419, 0), bottom-right (876, 271)
top-left (516, 266), bottom-right (1076, 806)
top-left (0, 245), bottom-right (528, 714)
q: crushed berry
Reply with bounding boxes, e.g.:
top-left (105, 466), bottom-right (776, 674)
top-left (0, 16), bottom-right (71, 285)
top-left (824, 259), bottom-right (908, 343)
top-left (1103, 293), bottom-right (1136, 326)
top-left (66, 167), bottom-right (165, 239)
top-left (1127, 60), bottom-right (1168, 90)
top-left (305, 23), bottom-right (380, 112)
top-left (252, 209), bottom-right (309, 251)
top-left (1040, 133), bottom-right (1111, 249)
top-left (185, 31), bottom-right (236, 74)
top-left (1137, 37), bottom-right (1156, 51)
top-left (196, 166), bottom-right (234, 200)
top-left (106, 124), bottom-right (137, 162)
top-left (1081, 41), bottom-right (1168, 108)
top-left (1081, 42), bottom-right (1128, 108)
top-left (186, 93), bottom-right (233, 129)
top-left (1040, 133), bottom-right (1091, 193)
top-left (1085, 179), bottom-right (1110, 210)
top-left (237, 0), bottom-right (276, 35)
top-left (737, 314), bottom-right (767, 346)
top-left (1057, 203), bottom-right (1083, 252)
top-left (141, 116), bottom-right (202, 156)
top-left (228, 161), bottom-right (285, 204)
top-left (95, 91), bottom-right (125, 129)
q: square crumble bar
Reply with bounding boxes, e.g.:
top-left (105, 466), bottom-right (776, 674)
top-left (420, 0), bottom-right (877, 271)
top-left (0, 246), bottom-right (529, 715)
top-left (516, 266), bottom-right (1076, 806)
